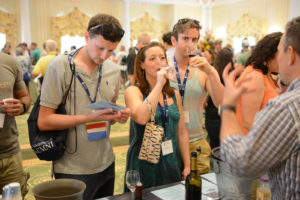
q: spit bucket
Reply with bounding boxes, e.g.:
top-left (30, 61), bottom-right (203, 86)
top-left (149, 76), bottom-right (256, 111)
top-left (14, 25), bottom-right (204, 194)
top-left (211, 147), bottom-right (257, 200)
top-left (33, 179), bottom-right (86, 200)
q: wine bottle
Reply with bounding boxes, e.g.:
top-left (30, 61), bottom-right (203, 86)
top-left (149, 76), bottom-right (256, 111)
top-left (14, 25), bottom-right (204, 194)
top-left (185, 152), bottom-right (202, 200)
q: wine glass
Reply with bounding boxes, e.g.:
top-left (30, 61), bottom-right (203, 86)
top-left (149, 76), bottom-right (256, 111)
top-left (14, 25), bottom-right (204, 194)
top-left (126, 170), bottom-right (140, 193)
top-left (187, 45), bottom-right (198, 58)
top-left (187, 45), bottom-right (198, 69)
top-left (162, 63), bottom-right (175, 79)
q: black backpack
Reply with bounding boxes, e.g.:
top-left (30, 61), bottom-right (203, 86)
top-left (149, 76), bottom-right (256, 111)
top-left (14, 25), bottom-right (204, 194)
top-left (27, 58), bottom-right (75, 161)
top-left (120, 55), bottom-right (127, 65)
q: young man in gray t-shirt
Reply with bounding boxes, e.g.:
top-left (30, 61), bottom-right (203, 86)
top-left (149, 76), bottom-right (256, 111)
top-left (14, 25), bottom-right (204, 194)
top-left (38, 14), bottom-right (130, 200)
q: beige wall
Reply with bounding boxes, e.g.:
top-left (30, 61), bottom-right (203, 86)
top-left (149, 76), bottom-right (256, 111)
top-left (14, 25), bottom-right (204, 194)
top-left (212, 0), bottom-right (289, 45)
top-left (0, 0), bottom-right (291, 50)
top-left (0, 0), bottom-right (20, 47)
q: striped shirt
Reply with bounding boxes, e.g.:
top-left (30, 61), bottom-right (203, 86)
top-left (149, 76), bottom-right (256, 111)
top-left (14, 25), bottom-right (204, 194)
top-left (221, 77), bottom-right (300, 200)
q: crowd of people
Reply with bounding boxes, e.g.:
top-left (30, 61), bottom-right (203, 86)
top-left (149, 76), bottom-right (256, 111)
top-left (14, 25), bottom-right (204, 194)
top-left (1, 12), bottom-right (300, 200)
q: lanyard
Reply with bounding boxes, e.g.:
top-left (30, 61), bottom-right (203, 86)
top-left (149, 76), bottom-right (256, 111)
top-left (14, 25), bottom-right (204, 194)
top-left (157, 94), bottom-right (168, 138)
top-left (173, 56), bottom-right (189, 104)
top-left (68, 48), bottom-right (102, 103)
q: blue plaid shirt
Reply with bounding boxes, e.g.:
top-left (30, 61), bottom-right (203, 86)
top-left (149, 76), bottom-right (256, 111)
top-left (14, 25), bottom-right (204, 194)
top-left (221, 77), bottom-right (300, 200)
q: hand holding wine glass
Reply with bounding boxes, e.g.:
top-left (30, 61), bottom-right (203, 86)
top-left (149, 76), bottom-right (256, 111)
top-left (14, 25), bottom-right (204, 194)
top-left (126, 170), bottom-right (140, 193)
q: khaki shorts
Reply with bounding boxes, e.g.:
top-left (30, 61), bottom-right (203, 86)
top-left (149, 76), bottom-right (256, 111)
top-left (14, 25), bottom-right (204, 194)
top-left (0, 151), bottom-right (29, 197)
top-left (189, 138), bottom-right (211, 174)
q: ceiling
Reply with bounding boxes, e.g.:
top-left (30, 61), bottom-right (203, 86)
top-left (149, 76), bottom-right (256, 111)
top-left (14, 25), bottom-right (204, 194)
top-left (120, 0), bottom-right (247, 6)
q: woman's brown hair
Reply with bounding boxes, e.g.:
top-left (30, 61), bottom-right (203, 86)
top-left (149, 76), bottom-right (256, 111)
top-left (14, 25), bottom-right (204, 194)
top-left (134, 42), bottom-right (174, 97)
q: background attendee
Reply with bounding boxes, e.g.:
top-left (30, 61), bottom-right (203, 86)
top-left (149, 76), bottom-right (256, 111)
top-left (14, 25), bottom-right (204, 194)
top-left (37, 14), bottom-right (130, 200)
top-left (116, 45), bottom-right (128, 89)
top-left (236, 32), bottom-right (282, 134)
top-left (70, 45), bottom-right (76, 51)
top-left (205, 47), bottom-right (233, 149)
top-left (237, 38), bottom-right (251, 66)
top-left (125, 42), bottom-right (190, 190)
top-left (32, 39), bottom-right (58, 84)
top-left (1, 42), bottom-right (11, 55)
top-left (220, 16), bottom-right (300, 199)
top-left (30, 42), bottom-right (41, 65)
top-left (0, 52), bottom-right (31, 198)
top-left (162, 31), bottom-right (175, 58)
top-left (213, 39), bottom-right (223, 54)
top-left (169, 18), bottom-right (224, 174)
top-left (15, 46), bottom-right (32, 87)
top-left (19, 42), bottom-right (31, 59)
top-left (127, 33), bottom-right (151, 86)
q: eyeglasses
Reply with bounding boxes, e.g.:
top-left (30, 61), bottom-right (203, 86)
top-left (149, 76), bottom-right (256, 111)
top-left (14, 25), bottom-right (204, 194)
top-left (178, 18), bottom-right (200, 26)
top-left (88, 24), bottom-right (125, 41)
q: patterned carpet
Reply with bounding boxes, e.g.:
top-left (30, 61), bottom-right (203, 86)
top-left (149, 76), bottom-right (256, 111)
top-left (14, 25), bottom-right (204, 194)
top-left (16, 90), bottom-right (129, 200)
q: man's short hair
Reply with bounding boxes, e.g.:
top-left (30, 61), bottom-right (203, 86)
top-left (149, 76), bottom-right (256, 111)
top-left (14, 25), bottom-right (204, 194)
top-left (87, 14), bottom-right (124, 42)
top-left (214, 39), bottom-right (223, 45)
top-left (162, 32), bottom-right (172, 46)
top-left (15, 47), bottom-right (24, 56)
top-left (31, 42), bottom-right (37, 47)
top-left (45, 39), bottom-right (57, 52)
top-left (284, 16), bottom-right (300, 58)
top-left (172, 18), bottom-right (202, 40)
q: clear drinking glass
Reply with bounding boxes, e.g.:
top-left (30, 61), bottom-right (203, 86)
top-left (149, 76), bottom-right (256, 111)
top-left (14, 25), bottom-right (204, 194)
top-left (187, 45), bottom-right (198, 58)
top-left (162, 63), bottom-right (175, 79)
top-left (126, 170), bottom-right (140, 193)
top-left (187, 45), bottom-right (199, 68)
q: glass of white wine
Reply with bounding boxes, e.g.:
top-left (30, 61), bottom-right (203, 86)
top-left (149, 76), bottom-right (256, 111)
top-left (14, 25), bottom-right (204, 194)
top-left (162, 63), bottom-right (175, 80)
top-left (126, 170), bottom-right (140, 193)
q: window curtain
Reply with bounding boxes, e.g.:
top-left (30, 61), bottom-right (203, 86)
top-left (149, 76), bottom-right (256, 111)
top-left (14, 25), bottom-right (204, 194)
top-left (51, 7), bottom-right (90, 51)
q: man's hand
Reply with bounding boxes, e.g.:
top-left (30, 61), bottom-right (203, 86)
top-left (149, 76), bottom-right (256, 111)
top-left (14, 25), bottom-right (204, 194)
top-left (190, 56), bottom-right (214, 75)
top-left (0, 98), bottom-right (24, 116)
top-left (87, 108), bottom-right (131, 124)
top-left (222, 63), bottom-right (248, 106)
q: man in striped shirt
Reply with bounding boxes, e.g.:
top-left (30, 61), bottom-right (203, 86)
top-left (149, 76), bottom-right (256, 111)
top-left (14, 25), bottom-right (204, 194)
top-left (220, 16), bottom-right (300, 199)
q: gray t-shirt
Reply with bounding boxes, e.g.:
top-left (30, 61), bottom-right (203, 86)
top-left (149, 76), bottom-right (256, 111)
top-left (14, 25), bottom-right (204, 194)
top-left (0, 52), bottom-right (26, 159)
top-left (40, 54), bottom-right (120, 174)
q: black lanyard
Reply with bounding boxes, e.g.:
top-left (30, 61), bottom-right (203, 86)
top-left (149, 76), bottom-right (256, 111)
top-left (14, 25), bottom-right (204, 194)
top-left (173, 56), bottom-right (189, 105)
top-left (157, 94), bottom-right (168, 138)
top-left (68, 49), bottom-right (102, 103)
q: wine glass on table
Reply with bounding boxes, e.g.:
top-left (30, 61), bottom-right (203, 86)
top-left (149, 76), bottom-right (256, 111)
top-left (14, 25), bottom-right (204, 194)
top-left (126, 170), bottom-right (140, 195)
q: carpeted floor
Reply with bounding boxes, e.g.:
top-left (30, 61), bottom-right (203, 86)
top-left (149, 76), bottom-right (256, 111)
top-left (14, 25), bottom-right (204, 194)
top-left (16, 90), bottom-right (129, 200)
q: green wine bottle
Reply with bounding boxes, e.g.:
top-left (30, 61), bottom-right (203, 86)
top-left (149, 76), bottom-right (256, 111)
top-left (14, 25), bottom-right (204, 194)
top-left (185, 152), bottom-right (202, 200)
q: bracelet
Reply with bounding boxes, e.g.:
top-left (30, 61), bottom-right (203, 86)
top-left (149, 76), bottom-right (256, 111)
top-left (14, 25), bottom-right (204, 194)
top-left (145, 97), bottom-right (153, 114)
top-left (218, 105), bottom-right (236, 116)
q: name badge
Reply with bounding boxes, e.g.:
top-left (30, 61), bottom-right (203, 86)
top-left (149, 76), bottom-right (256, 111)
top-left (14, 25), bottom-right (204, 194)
top-left (86, 121), bottom-right (107, 141)
top-left (183, 111), bottom-right (190, 123)
top-left (162, 140), bottom-right (173, 156)
top-left (0, 113), bottom-right (5, 128)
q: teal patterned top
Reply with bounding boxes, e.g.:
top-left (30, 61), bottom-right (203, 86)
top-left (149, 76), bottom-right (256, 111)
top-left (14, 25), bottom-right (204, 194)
top-left (124, 92), bottom-right (182, 191)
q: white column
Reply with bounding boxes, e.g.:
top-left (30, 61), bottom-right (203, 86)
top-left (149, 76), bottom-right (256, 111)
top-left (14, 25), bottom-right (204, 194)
top-left (200, 0), bottom-right (214, 33)
top-left (289, 0), bottom-right (300, 20)
top-left (122, 0), bottom-right (131, 51)
top-left (20, 0), bottom-right (31, 43)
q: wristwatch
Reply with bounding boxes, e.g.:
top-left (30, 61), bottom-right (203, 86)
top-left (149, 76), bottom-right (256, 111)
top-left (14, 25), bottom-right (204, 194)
top-left (218, 105), bottom-right (236, 116)
top-left (21, 102), bottom-right (27, 114)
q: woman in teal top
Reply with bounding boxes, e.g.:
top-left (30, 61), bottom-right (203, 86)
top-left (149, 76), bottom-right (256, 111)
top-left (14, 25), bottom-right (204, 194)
top-left (124, 42), bottom-right (190, 191)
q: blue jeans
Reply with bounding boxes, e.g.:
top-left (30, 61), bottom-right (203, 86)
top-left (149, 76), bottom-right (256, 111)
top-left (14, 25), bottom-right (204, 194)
top-left (54, 162), bottom-right (115, 200)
